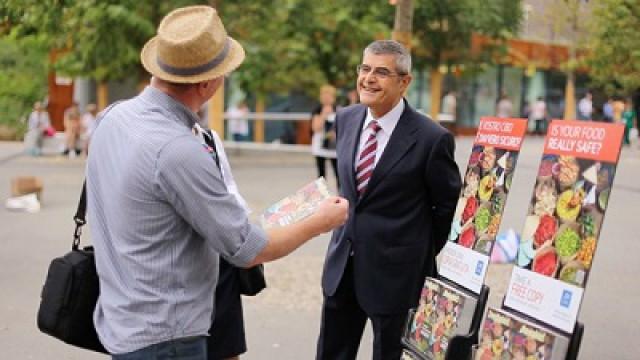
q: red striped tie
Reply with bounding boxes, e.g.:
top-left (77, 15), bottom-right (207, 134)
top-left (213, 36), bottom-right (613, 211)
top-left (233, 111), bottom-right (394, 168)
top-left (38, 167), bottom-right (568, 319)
top-left (356, 120), bottom-right (382, 196)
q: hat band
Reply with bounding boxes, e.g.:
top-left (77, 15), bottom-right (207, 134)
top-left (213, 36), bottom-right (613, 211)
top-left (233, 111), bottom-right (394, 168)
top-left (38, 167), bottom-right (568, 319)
top-left (156, 38), bottom-right (230, 77)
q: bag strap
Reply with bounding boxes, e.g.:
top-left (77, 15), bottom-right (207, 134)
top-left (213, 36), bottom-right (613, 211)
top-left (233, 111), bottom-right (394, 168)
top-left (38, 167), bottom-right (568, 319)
top-left (71, 100), bottom-right (122, 251)
top-left (72, 182), bottom-right (87, 251)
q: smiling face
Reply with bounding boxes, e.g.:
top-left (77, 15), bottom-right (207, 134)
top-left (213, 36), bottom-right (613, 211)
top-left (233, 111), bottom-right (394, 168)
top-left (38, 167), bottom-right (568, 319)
top-left (357, 52), bottom-right (412, 118)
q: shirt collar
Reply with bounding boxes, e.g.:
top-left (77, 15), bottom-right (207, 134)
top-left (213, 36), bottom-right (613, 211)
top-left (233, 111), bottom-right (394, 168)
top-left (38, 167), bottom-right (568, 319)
top-left (140, 86), bottom-right (201, 128)
top-left (363, 98), bottom-right (405, 134)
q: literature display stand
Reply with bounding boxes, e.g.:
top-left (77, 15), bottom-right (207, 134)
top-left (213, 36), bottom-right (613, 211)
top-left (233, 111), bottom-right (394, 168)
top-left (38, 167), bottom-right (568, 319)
top-left (401, 281), bottom-right (488, 360)
top-left (400, 118), bottom-right (528, 360)
top-left (472, 120), bottom-right (624, 360)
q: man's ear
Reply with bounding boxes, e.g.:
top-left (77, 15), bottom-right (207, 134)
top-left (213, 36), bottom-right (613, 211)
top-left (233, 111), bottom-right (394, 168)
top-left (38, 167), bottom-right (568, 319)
top-left (198, 77), bottom-right (223, 97)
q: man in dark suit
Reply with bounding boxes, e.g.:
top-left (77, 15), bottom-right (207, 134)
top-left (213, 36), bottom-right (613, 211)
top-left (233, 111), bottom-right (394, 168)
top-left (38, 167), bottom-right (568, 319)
top-left (316, 40), bottom-right (461, 360)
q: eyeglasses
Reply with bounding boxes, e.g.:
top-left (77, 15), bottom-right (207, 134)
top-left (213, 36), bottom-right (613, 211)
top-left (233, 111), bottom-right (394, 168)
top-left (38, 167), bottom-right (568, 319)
top-left (356, 64), bottom-right (407, 79)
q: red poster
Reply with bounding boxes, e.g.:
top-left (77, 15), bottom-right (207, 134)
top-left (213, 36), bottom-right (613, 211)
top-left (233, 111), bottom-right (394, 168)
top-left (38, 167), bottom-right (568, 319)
top-left (474, 117), bottom-right (528, 151)
top-left (543, 120), bottom-right (625, 163)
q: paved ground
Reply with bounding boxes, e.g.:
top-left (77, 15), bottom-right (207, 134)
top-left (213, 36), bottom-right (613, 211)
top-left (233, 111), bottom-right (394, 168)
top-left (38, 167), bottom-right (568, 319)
top-left (1, 136), bottom-right (639, 359)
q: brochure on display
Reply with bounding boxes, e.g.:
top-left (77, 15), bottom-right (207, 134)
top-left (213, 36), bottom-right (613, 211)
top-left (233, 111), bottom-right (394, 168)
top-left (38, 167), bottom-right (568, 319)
top-left (505, 120), bottom-right (624, 332)
top-left (440, 117), bottom-right (528, 293)
top-left (475, 307), bottom-right (570, 360)
top-left (259, 177), bottom-right (332, 228)
top-left (404, 278), bottom-right (478, 360)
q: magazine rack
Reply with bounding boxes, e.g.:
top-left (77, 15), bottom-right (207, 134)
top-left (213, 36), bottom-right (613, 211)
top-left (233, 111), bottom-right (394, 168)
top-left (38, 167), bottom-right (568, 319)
top-left (443, 283), bottom-right (489, 360)
top-left (400, 280), bottom-right (489, 360)
top-left (500, 298), bottom-right (584, 360)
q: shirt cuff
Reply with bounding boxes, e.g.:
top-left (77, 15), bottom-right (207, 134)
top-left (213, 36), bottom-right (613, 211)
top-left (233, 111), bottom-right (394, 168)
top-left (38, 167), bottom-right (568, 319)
top-left (227, 223), bottom-right (268, 267)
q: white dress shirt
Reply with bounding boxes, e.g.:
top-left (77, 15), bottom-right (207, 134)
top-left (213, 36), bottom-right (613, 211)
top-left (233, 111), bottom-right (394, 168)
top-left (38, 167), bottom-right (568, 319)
top-left (354, 99), bottom-right (404, 170)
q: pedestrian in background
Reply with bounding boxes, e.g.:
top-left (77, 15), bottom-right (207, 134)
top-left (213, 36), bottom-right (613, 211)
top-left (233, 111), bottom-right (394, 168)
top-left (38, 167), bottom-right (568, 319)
top-left (81, 103), bottom-right (98, 155)
top-left (311, 85), bottom-right (339, 188)
top-left (578, 91), bottom-right (593, 121)
top-left (496, 92), bottom-right (514, 118)
top-left (227, 100), bottom-right (250, 142)
top-left (603, 98), bottom-right (614, 122)
top-left (622, 99), bottom-right (635, 146)
top-left (25, 101), bottom-right (51, 156)
top-left (531, 96), bottom-right (547, 135)
top-left (440, 90), bottom-right (457, 122)
top-left (62, 102), bottom-right (83, 157)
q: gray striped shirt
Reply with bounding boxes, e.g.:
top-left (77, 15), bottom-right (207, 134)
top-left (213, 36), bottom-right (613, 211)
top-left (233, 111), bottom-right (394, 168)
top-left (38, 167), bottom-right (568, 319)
top-left (86, 86), bottom-right (267, 354)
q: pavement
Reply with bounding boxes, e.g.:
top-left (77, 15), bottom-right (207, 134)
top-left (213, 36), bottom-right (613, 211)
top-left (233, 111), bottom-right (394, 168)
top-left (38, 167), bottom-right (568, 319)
top-left (1, 136), bottom-right (639, 359)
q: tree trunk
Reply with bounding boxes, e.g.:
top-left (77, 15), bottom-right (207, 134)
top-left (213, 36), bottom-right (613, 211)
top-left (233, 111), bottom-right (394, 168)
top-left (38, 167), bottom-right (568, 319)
top-left (208, 78), bottom-right (225, 136)
top-left (254, 95), bottom-right (265, 143)
top-left (97, 82), bottom-right (109, 111)
top-left (564, 70), bottom-right (576, 120)
top-left (391, 0), bottom-right (414, 51)
top-left (430, 68), bottom-right (443, 120)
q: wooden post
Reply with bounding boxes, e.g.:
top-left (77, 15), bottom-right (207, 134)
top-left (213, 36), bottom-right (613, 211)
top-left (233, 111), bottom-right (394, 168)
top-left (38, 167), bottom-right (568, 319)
top-left (254, 95), bottom-right (265, 143)
top-left (564, 71), bottom-right (576, 120)
top-left (97, 82), bottom-right (109, 111)
top-left (391, 0), bottom-right (414, 51)
top-left (208, 78), bottom-right (225, 136)
top-left (430, 68), bottom-right (443, 120)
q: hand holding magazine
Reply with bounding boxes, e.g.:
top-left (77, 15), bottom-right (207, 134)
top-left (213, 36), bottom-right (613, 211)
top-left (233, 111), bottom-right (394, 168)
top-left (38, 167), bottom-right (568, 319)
top-left (260, 177), bottom-right (333, 229)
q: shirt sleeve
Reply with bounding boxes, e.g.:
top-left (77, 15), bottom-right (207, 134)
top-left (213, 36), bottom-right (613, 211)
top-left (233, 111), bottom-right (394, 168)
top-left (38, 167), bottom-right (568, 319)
top-left (154, 135), bottom-right (267, 267)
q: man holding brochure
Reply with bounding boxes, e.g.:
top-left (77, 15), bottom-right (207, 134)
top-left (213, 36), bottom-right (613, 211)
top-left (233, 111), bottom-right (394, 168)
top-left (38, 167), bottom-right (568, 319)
top-left (86, 6), bottom-right (348, 359)
top-left (316, 40), bottom-right (461, 360)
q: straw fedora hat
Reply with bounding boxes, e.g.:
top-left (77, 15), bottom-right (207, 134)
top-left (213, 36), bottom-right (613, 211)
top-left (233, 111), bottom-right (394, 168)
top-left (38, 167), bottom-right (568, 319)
top-left (141, 6), bottom-right (245, 84)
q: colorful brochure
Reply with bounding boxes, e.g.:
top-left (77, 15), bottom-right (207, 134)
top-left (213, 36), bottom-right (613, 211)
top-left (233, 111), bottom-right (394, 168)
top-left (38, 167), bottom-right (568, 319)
top-left (475, 307), bottom-right (570, 360)
top-left (259, 177), bottom-right (332, 228)
top-left (404, 278), bottom-right (478, 360)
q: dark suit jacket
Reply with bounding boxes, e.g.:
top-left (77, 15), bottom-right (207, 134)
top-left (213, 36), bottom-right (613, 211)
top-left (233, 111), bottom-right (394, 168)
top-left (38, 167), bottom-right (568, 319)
top-left (321, 100), bottom-right (462, 315)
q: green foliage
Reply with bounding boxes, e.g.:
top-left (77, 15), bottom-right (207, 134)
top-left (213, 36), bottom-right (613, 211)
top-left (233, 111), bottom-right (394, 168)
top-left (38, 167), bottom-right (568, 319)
top-left (412, 0), bottom-right (523, 71)
top-left (586, 0), bottom-right (640, 93)
top-left (0, 33), bottom-right (48, 133)
top-left (0, 0), bottom-right (525, 103)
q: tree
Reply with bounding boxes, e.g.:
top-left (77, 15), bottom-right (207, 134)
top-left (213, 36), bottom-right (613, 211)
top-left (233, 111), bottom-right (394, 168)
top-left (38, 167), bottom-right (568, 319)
top-left (411, 0), bottom-right (523, 119)
top-left (1, 0), bottom-right (201, 109)
top-left (530, 0), bottom-right (591, 120)
top-left (586, 0), bottom-right (640, 94)
top-left (0, 33), bottom-right (48, 137)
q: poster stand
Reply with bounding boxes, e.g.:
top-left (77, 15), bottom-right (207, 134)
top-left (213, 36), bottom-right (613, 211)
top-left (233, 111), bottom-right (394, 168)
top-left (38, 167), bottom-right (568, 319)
top-left (400, 278), bottom-right (489, 360)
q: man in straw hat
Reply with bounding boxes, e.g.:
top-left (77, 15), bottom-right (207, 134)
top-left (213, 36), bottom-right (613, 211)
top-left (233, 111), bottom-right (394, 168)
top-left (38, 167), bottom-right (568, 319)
top-left (86, 6), bottom-right (348, 359)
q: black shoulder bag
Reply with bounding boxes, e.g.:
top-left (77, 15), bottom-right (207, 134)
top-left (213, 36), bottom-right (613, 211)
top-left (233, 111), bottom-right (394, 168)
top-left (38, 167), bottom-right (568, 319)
top-left (37, 182), bottom-right (108, 353)
top-left (201, 129), bottom-right (266, 296)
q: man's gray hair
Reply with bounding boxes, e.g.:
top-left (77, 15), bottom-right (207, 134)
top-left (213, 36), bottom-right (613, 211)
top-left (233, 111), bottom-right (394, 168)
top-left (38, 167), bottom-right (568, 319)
top-left (363, 40), bottom-right (412, 75)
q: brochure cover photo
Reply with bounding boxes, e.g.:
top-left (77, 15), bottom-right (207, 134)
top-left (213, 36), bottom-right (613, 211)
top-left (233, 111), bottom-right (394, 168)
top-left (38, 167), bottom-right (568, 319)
top-left (404, 278), bottom-right (477, 359)
top-left (475, 308), bottom-right (569, 360)
top-left (259, 177), bottom-right (332, 228)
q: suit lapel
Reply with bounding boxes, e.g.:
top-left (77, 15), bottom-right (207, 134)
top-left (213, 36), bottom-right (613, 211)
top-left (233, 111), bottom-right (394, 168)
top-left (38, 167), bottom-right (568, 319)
top-left (358, 101), bottom-right (419, 204)
top-left (342, 106), bottom-right (367, 201)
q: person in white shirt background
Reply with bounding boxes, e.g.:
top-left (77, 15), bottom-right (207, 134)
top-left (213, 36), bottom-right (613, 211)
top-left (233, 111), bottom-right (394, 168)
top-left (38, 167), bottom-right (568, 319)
top-left (25, 101), bottom-right (51, 156)
top-left (531, 96), bottom-right (547, 135)
top-left (578, 92), bottom-right (593, 121)
top-left (228, 100), bottom-right (250, 142)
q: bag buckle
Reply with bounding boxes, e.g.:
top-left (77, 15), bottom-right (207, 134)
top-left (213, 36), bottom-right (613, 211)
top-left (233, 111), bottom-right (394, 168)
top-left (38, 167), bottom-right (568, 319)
top-left (72, 217), bottom-right (85, 250)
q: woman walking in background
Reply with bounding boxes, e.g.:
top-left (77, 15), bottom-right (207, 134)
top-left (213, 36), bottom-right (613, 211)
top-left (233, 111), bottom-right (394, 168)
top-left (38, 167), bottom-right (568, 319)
top-left (310, 85), bottom-right (339, 188)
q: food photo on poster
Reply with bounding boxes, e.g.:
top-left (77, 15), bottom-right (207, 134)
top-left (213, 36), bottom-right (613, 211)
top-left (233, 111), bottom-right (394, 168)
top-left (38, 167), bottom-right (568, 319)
top-left (449, 145), bottom-right (518, 255)
top-left (517, 154), bottom-right (617, 287)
